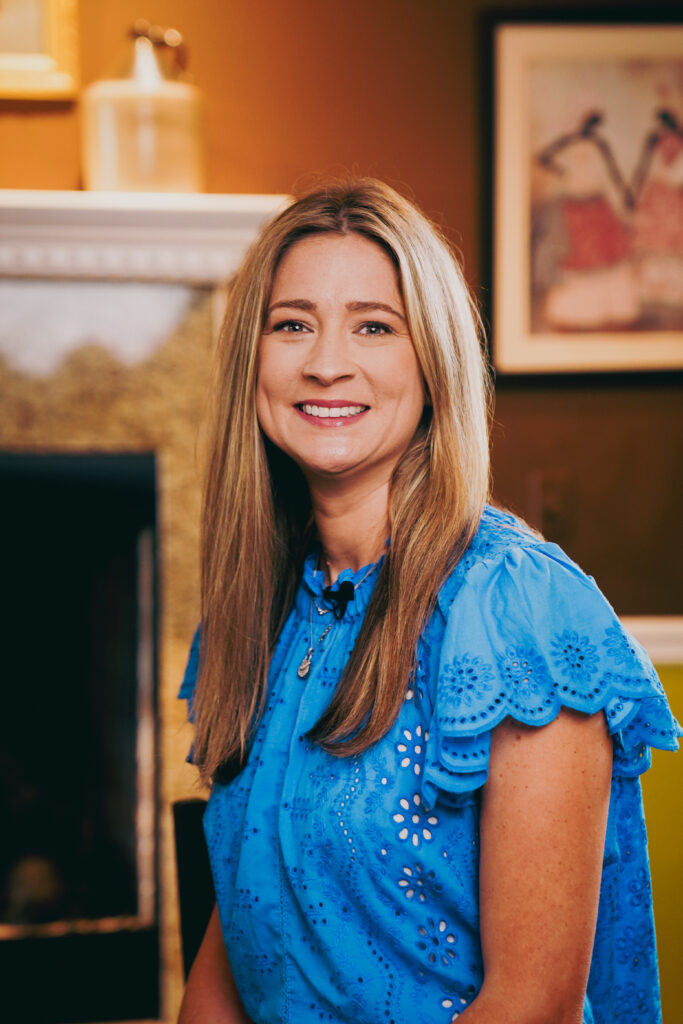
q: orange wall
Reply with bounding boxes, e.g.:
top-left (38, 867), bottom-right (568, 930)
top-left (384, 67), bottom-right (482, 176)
top-left (0, 0), bottom-right (657, 275)
top-left (1, 0), bottom-right (680, 614)
top-left (1, 0), bottom-right (482, 275)
top-left (0, 0), bottom-right (643, 279)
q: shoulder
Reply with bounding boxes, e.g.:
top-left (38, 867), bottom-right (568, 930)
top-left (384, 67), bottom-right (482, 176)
top-left (437, 503), bottom-right (604, 619)
top-left (418, 505), bottom-right (681, 805)
top-left (440, 501), bottom-right (548, 606)
top-left (436, 504), bottom-right (602, 631)
top-left (434, 504), bottom-right (664, 721)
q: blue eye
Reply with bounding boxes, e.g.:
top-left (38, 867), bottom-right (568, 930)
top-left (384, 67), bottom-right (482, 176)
top-left (358, 322), bottom-right (392, 336)
top-left (273, 319), bottom-right (309, 333)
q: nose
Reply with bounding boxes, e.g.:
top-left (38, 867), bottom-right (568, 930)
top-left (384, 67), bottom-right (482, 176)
top-left (302, 326), bottom-right (355, 386)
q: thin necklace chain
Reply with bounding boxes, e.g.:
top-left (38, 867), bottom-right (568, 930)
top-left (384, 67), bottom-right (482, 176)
top-left (298, 560), bottom-right (379, 679)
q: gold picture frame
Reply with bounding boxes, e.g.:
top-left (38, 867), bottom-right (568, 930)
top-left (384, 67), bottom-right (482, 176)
top-left (0, 0), bottom-right (78, 99)
top-left (493, 22), bottom-right (683, 373)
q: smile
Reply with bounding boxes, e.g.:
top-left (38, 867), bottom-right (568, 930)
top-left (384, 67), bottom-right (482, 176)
top-left (298, 403), bottom-right (368, 418)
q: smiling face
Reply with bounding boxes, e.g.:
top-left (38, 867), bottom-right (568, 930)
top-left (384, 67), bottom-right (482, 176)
top-left (256, 232), bottom-right (426, 498)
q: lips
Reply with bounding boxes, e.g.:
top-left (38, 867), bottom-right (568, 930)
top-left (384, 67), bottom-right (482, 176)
top-left (298, 402), bottom-right (368, 419)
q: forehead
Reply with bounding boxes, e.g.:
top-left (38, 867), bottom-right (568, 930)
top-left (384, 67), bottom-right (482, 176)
top-left (271, 232), bottom-right (402, 300)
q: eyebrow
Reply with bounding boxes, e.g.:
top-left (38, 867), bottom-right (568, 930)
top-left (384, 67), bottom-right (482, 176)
top-left (267, 299), bottom-right (406, 322)
top-left (346, 300), bottom-right (406, 322)
top-left (267, 299), bottom-right (316, 314)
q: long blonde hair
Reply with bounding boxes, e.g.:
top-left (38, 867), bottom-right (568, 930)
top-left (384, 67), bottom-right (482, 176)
top-left (192, 178), bottom-right (491, 784)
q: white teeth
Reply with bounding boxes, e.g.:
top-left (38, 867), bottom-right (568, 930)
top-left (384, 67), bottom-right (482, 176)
top-left (301, 404), bottom-right (365, 418)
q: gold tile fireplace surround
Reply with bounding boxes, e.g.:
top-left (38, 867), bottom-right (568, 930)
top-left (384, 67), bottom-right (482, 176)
top-left (0, 189), bottom-right (285, 1023)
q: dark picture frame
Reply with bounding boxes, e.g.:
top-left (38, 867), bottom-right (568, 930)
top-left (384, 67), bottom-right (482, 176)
top-left (490, 17), bottom-right (683, 373)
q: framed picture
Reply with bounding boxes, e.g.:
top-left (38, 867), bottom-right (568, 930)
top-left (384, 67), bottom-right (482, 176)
top-left (0, 0), bottom-right (78, 99)
top-left (493, 22), bottom-right (683, 373)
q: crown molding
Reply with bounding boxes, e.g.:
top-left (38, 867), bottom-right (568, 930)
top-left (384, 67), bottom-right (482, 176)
top-left (0, 190), bottom-right (288, 284)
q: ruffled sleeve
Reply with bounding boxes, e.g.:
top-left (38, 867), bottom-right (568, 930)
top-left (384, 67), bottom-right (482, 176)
top-left (422, 541), bottom-right (682, 807)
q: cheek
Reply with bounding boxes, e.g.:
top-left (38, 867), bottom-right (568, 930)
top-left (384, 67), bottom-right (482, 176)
top-left (255, 342), bottom-right (297, 443)
top-left (395, 351), bottom-right (427, 416)
top-left (256, 338), bottom-right (298, 394)
top-left (255, 384), bottom-right (279, 446)
top-left (255, 342), bottom-right (281, 407)
top-left (255, 350), bottom-right (276, 435)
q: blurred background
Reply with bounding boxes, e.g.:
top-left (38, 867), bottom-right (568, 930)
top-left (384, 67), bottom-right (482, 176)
top-left (0, 1), bottom-right (680, 1021)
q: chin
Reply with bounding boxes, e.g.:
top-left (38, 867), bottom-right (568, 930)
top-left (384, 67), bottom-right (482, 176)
top-left (304, 462), bottom-right (357, 480)
top-left (298, 455), bottom-right (365, 483)
top-left (296, 446), bottom-right (361, 476)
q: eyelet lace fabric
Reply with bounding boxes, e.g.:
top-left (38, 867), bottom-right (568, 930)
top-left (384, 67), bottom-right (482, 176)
top-left (180, 506), bottom-right (680, 1024)
top-left (423, 533), bottom-right (679, 805)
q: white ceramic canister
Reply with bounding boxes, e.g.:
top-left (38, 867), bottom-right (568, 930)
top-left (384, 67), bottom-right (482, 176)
top-left (81, 21), bottom-right (204, 192)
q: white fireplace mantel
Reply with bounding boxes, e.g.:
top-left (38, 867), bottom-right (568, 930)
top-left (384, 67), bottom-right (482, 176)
top-left (0, 189), bottom-right (288, 284)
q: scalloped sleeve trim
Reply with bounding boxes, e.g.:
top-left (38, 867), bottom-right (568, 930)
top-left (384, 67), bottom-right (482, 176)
top-left (422, 543), bottom-right (682, 807)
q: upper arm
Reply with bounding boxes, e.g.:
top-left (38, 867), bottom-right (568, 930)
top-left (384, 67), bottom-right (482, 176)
top-left (473, 708), bottom-right (612, 1023)
top-left (178, 905), bottom-right (252, 1024)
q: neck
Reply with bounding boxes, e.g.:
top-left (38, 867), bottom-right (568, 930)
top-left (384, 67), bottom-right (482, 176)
top-left (309, 479), bottom-right (389, 584)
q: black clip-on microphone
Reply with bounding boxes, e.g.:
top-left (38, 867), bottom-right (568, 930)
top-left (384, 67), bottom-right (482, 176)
top-left (322, 579), bottom-right (355, 620)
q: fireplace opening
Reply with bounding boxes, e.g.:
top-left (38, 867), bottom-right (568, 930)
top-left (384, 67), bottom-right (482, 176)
top-left (0, 452), bottom-right (159, 1022)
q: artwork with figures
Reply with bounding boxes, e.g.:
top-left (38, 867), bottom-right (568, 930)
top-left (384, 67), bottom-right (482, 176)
top-left (493, 24), bottom-right (683, 372)
top-left (530, 56), bottom-right (683, 335)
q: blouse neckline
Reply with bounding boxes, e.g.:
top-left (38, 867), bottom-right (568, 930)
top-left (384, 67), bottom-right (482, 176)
top-left (296, 548), bottom-right (385, 621)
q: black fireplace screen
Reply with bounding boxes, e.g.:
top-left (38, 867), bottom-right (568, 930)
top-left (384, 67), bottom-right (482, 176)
top-left (0, 451), bottom-right (159, 1022)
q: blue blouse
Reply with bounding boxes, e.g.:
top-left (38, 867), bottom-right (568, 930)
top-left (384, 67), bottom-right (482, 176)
top-left (180, 507), bottom-right (681, 1024)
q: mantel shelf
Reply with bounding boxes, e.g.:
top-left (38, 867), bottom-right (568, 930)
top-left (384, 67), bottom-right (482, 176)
top-left (0, 189), bottom-right (288, 284)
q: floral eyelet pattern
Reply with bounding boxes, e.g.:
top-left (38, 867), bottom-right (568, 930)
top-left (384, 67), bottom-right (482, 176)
top-left (498, 644), bottom-right (554, 715)
top-left (616, 922), bottom-right (655, 971)
top-left (393, 794), bottom-right (439, 848)
top-left (603, 624), bottom-right (639, 666)
top-left (439, 654), bottom-right (495, 710)
top-left (395, 725), bottom-right (427, 775)
top-left (397, 862), bottom-right (444, 903)
top-left (441, 993), bottom-right (470, 1022)
top-left (180, 505), bottom-right (679, 1024)
top-left (627, 867), bottom-right (651, 908)
top-left (417, 917), bottom-right (458, 967)
top-left (550, 629), bottom-right (599, 683)
top-left (612, 983), bottom-right (649, 1023)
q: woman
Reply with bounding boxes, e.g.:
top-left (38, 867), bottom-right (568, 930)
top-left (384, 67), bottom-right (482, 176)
top-left (179, 179), bottom-right (680, 1023)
